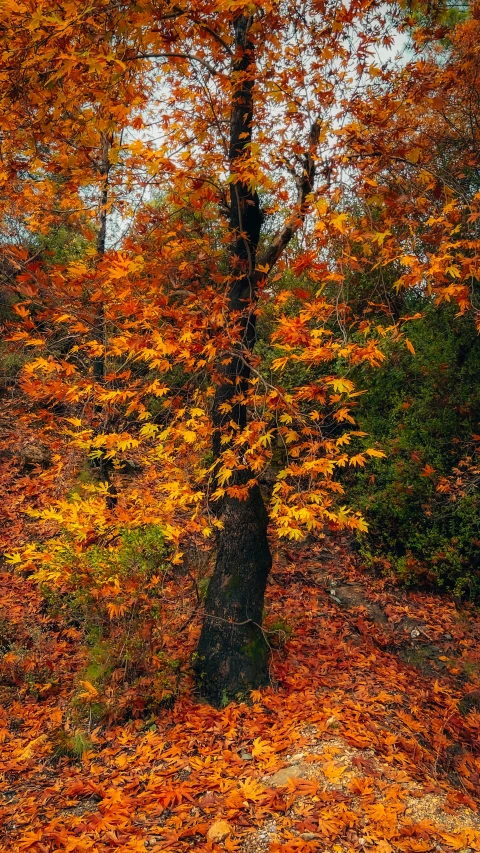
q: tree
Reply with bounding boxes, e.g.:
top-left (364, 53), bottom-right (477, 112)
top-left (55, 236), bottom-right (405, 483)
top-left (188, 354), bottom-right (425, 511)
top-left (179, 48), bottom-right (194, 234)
top-left (3, 0), bottom-right (420, 706)
top-left (128, 1), bottom-right (388, 704)
top-left (339, 1), bottom-right (480, 321)
top-left (193, 14), bottom-right (322, 702)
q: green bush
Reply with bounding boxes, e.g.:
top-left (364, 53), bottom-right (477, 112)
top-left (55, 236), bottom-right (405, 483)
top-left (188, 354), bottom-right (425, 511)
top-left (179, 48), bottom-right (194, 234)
top-left (348, 299), bottom-right (480, 599)
top-left (37, 525), bottom-right (188, 718)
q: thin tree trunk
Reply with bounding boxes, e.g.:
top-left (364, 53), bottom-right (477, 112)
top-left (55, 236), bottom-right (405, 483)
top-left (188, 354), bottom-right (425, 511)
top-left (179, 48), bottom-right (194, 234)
top-left (194, 14), bottom-right (272, 705)
top-left (91, 134), bottom-right (116, 505)
top-left (93, 134), bottom-right (109, 384)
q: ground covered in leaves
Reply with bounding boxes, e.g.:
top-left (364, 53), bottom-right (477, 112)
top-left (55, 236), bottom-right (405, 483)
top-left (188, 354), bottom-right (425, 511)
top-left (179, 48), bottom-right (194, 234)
top-left (1, 532), bottom-right (480, 853)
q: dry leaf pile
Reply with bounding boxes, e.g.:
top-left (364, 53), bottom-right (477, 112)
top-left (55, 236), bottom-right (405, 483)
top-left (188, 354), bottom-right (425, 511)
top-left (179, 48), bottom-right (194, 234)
top-left (1, 537), bottom-right (480, 853)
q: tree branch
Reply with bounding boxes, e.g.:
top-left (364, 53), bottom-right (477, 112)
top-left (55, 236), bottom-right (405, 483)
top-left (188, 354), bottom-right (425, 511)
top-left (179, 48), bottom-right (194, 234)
top-left (133, 52), bottom-right (219, 76)
top-left (189, 18), bottom-right (234, 55)
top-left (258, 118), bottom-right (321, 272)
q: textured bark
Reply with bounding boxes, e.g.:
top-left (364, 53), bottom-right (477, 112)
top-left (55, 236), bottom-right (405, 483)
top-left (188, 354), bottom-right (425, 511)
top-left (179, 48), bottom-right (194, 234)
top-left (194, 15), bottom-right (320, 705)
top-left (194, 14), bottom-right (272, 705)
top-left (194, 480), bottom-right (272, 705)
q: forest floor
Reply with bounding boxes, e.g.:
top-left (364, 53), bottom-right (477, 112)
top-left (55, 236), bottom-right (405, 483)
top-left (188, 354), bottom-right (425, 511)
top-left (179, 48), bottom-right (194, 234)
top-left (1, 529), bottom-right (480, 853)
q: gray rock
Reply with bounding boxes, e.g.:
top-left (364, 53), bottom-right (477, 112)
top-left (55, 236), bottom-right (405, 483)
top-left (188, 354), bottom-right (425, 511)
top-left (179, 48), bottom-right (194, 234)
top-left (267, 764), bottom-right (308, 787)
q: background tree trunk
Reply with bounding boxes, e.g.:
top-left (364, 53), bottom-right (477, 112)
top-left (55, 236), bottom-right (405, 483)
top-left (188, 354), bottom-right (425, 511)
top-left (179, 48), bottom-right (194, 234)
top-left (90, 134), bottom-right (116, 506)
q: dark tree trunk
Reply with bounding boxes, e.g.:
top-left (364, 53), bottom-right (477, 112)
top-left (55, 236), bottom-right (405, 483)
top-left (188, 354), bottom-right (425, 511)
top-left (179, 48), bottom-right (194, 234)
top-left (93, 136), bottom-right (109, 385)
top-left (194, 14), bottom-right (272, 705)
top-left (194, 15), bottom-right (320, 705)
top-left (194, 479), bottom-right (271, 705)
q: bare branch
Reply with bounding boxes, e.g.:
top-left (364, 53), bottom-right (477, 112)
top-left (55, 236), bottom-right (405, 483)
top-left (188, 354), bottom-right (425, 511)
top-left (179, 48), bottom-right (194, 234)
top-left (133, 52), bottom-right (219, 76)
top-left (258, 118), bottom-right (321, 272)
top-left (189, 19), bottom-right (234, 55)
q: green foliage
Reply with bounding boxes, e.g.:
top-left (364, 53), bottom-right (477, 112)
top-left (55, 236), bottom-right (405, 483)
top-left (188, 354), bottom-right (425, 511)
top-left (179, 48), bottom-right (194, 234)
top-left (35, 225), bottom-right (90, 265)
top-left (197, 577), bottom-right (210, 600)
top-left (51, 728), bottom-right (92, 762)
top-left (38, 524), bottom-right (185, 718)
top-left (349, 299), bottom-right (480, 598)
top-left (0, 344), bottom-right (28, 387)
top-left (264, 616), bottom-right (293, 648)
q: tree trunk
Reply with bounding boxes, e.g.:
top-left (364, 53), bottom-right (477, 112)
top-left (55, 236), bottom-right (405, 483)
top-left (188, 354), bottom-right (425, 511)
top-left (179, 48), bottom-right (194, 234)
top-left (194, 14), bottom-right (320, 705)
top-left (90, 134), bottom-right (116, 506)
top-left (194, 14), bottom-right (272, 705)
top-left (93, 134), bottom-right (109, 385)
top-left (194, 479), bottom-right (271, 705)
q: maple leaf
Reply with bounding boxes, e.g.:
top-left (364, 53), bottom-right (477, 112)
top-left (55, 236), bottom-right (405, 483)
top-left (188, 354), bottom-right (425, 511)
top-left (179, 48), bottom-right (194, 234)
top-left (238, 777), bottom-right (265, 802)
top-left (18, 735), bottom-right (49, 762)
top-left (78, 680), bottom-right (99, 701)
top-left (251, 737), bottom-right (273, 760)
top-left (322, 762), bottom-right (347, 784)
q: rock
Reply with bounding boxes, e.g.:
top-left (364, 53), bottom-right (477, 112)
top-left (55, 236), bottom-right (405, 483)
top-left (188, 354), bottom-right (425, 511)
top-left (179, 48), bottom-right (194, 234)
top-left (240, 751), bottom-right (253, 760)
top-left (330, 590), bottom-right (343, 604)
top-left (268, 764), bottom-right (307, 787)
top-left (18, 443), bottom-right (52, 471)
top-left (207, 820), bottom-right (232, 843)
top-left (177, 765), bottom-right (191, 780)
top-left (327, 583), bottom-right (388, 625)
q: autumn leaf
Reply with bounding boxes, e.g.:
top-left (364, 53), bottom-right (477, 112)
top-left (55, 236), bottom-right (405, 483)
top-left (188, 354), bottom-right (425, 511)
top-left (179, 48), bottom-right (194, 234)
top-left (78, 680), bottom-right (99, 701)
top-left (251, 737), bottom-right (273, 760)
top-left (238, 778), bottom-right (265, 802)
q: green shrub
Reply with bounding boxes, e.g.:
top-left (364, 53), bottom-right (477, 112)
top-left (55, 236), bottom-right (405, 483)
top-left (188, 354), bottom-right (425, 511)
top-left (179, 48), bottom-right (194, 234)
top-left (348, 299), bottom-right (480, 599)
top-left (36, 525), bottom-right (189, 718)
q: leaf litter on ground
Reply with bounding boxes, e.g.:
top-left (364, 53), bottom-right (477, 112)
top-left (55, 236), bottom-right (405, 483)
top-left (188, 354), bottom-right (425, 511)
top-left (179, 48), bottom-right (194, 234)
top-left (1, 534), bottom-right (480, 853)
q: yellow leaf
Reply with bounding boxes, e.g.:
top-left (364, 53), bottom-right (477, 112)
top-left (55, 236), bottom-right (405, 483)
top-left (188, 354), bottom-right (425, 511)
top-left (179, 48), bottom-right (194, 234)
top-left (373, 230), bottom-right (391, 245)
top-left (19, 734), bottom-right (48, 761)
top-left (446, 265), bottom-right (460, 278)
top-left (322, 761), bottom-right (347, 783)
top-left (251, 737), bottom-right (273, 760)
top-left (406, 147), bottom-right (421, 164)
top-left (349, 454), bottom-right (366, 467)
top-left (438, 833), bottom-right (468, 851)
top-left (238, 777), bottom-right (265, 802)
top-left (329, 378), bottom-right (354, 393)
top-left (78, 680), bottom-right (98, 699)
top-left (405, 338), bottom-right (415, 355)
top-left (217, 467), bottom-right (233, 486)
top-left (330, 212), bottom-right (348, 233)
top-left (4, 552), bottom-right (22, 564)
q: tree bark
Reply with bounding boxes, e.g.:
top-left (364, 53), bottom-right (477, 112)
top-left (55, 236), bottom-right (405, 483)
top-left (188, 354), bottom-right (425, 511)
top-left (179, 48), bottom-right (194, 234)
top-left (90, 134), bottom-right (116, 506)
top-left (194, 14), bottom-right (272, 705)
top-left (194, 15), bottom-right (320, 705)
top-left (93, 133), bottom-right (109, 384)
